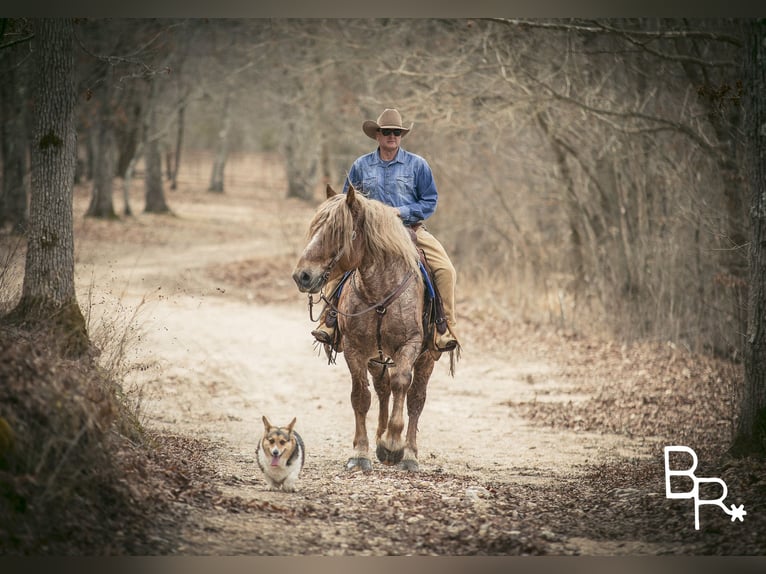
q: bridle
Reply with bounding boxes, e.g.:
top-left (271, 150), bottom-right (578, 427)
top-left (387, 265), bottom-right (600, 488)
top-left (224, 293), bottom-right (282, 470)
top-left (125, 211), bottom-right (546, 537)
top-left (307, 227), bottom-right (414, 321)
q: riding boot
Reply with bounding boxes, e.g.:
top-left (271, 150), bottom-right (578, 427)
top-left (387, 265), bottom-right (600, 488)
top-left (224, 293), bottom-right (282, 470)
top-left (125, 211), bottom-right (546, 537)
top-left (434, 322), bottom-right (459, 352)
top-left (431, 270), bottom-right (460, 354)
top-left (311, 314), bottom-right (343, 353)
top-left (311, 275), bottom-right (343, 353)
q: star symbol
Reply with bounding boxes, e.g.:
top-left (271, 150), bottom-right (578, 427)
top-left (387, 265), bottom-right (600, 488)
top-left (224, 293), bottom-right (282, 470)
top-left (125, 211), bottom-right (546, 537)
top-left (728, 503), bottom-right (747, 522)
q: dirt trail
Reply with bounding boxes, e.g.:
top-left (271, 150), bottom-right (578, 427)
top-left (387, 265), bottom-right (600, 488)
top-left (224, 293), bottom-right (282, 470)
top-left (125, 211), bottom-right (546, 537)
top-left (73, 155), bottom-right (659, 555)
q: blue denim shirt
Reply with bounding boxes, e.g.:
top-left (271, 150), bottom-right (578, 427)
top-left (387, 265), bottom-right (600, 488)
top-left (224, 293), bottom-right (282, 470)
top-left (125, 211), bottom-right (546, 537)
top-left (342, 147), bottom-right (437, 226)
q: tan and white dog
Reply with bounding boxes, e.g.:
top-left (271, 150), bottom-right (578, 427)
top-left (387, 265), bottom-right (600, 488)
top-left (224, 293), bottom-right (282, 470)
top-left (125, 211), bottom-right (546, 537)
top-left (256, 416), bottom-right (305, 492)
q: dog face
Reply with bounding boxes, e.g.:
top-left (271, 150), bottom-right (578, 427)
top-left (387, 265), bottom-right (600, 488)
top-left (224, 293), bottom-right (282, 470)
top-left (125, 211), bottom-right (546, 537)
top-left (261, 416), bottom-right (297, 467)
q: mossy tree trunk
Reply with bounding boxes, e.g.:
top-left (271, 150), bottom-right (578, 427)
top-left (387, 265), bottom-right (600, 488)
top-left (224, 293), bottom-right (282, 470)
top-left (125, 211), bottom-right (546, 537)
top-left (5, 18), bottom-right (88, 357)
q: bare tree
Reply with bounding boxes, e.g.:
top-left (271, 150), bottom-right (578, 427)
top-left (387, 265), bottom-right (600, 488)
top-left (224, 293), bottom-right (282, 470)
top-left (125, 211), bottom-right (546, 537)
top-left (208, 91), bottom-right (231, 193)
top-left (4, 18), bottom-right (88, 356)
top-left (170, 100), bottom-right (186, 190)
top-left (143, 76), bottom-right (170, 213)
top-left (85, 62), bottom-right (118, 219)
top-left (732, 19), bottom-right (766, 457)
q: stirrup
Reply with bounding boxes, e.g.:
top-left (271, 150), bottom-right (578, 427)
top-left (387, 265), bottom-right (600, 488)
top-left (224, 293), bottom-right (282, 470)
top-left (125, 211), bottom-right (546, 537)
top-left (433, 326), bottom-right (459, 353)
top-left (434, 340), bottom-right (458, 352)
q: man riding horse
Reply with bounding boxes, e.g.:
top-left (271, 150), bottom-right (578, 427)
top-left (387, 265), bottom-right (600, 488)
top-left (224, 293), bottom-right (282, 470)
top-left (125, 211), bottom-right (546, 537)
top-left (311, 108), bottom-right (460, 356)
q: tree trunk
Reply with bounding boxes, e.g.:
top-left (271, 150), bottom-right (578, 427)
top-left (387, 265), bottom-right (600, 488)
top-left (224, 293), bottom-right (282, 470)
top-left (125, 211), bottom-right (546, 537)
top-left (122, 143), bottom-right (142, 217)
top-left (143, 79), bottom-right (170, 213)
top-left (0, 62), bottom-right (28, 234)
top-left (537, 112), bottom-right (595, 292)
top-left (115, 99), bottom-right (142, 182)
top-left (170, 103), bottom-right (185, 190)
top-left (5, 18), bottom-right (88, 357)
top-left (732, 19), bottom-right (766, 457)
top-left (85, 112), bottom-right (117, 219)
top-left (208, 93), bottom-right (231, 193)
top-left (284, 112), bottom-right (319, 201)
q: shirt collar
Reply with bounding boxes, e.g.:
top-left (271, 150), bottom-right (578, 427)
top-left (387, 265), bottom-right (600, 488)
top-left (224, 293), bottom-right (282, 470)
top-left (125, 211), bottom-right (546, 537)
top-left (375, 147), bottom-right (404, 165)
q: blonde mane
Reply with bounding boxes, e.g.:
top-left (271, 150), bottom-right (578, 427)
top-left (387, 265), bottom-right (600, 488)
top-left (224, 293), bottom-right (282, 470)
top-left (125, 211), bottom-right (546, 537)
top-left (308, 193), bottom-right (420, 273)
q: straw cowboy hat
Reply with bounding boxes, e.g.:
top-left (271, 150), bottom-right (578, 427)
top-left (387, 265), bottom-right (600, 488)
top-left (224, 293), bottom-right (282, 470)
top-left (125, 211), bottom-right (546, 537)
top-left (362, 108), bottom-right (413, 139)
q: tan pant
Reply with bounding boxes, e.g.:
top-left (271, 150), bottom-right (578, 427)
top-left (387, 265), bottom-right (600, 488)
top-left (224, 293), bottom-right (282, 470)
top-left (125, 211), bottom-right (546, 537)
top-left (322, 225), bottom-right (457, 331)
top-left (414, 226), bottom-right (457, 330)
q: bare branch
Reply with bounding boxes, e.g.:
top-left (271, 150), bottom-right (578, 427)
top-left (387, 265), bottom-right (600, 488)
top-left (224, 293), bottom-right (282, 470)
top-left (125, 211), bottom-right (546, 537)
top-left (0, 33), bottom-right (33, 51)
top-left (529, 73), bottom-right (720, 156)
top-left (591, 21), bottom-right (739, 67)
top-left (486, 18), bottom-right (742, 47)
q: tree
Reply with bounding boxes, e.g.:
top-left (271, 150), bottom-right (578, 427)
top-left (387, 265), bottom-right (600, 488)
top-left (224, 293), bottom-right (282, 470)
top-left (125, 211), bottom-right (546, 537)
top-left (3, 18), bottom-right (88, 356)
top-left (143, 76), bottom-right (170, 213)
top-left (0, 19), bottom-right (30, 234)
top-left (85, 62), bottom-right (118, 219)
top-left (76, 19), bottom-right (184, 217)
top-left (732, 19), bottom-right (766, 456)
top-left (208, 91), bottom-right (232, 193)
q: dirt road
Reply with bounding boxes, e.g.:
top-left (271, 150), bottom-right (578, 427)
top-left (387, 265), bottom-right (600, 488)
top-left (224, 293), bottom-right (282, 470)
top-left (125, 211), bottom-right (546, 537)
top-left (73, 155), bottom-right (666, 555)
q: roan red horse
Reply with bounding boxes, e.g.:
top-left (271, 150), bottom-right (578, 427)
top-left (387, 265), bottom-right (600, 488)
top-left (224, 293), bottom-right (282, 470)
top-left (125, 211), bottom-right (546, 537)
top-left (292, 184), bottom-right (449, 472)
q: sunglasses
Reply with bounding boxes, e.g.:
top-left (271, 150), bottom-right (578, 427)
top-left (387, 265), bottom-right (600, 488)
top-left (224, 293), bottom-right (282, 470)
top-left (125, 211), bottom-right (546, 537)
top-left (379, 128), bottom-right (403, 136)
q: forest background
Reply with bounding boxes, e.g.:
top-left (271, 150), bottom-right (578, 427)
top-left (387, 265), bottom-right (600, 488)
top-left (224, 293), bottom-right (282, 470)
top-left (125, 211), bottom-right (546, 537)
top-left (1, 17), bottom-right (765, 555)
top-left (2, 18), bottom-right (751, 352)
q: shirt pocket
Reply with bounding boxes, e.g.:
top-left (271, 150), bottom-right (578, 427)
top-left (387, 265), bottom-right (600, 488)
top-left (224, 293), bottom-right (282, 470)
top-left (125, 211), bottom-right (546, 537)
top-left (394, 174), bottom-right (415, 196)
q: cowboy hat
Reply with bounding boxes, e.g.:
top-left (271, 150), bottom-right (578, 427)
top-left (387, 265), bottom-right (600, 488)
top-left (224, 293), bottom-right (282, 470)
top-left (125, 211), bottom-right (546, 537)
top-left (362, 108), bottom-right (413, 139)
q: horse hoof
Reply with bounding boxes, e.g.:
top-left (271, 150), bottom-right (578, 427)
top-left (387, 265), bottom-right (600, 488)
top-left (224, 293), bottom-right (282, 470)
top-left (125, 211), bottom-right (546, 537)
top-left (398, 459), bottom-right (419, 472)
top-left (376, 445), bottom-right (404, 466)
top-left (345, 457), bottom-right (372, 472)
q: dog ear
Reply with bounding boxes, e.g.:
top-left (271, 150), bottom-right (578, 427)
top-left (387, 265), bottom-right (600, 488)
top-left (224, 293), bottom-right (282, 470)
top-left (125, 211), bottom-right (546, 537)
top-left (262, 415), bottom-right (272, 432)
top-left (287, 417), bottom-right (296, 433)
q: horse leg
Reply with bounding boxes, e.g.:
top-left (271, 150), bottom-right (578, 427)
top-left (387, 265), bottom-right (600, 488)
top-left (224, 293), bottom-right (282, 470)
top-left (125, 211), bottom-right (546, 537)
top-left (345, 353), bottom-right (373, 472)
top-left (369, 361), bottom-right (391, 444)
top-left (398, 353), bottom-right (435, 472)
top-left (375, 346), bottom-right (418, 466)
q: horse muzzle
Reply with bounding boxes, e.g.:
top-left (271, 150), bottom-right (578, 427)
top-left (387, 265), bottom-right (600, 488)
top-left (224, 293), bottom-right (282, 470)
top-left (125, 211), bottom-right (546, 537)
top-left (292, 268), bottom-right (325, 294)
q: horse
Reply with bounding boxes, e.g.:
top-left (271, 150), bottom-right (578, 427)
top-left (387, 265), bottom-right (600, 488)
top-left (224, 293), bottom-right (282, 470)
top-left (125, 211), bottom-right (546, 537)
top-left (292, 183), bottom-right (437, 472)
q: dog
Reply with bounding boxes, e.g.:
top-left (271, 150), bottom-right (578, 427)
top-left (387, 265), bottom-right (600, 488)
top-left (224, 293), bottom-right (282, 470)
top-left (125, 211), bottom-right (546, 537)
top-left (256, 416), bottom-right (305, 492)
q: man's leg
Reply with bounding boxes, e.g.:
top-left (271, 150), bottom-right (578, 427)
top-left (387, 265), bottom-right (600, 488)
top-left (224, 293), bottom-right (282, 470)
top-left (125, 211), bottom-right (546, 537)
top-left (414, 227), bottom-right (459, 351)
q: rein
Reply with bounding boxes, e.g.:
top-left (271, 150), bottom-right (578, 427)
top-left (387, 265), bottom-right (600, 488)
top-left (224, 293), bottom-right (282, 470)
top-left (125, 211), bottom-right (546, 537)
top-left (308, 268), bottom-right (415, 368)
top-left (309, 269), bottom-right (415, 321)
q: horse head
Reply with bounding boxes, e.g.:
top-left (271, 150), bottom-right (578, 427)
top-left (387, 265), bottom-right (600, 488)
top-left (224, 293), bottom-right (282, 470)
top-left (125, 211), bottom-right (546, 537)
top-left (292, 184), bottom-right (364, 293)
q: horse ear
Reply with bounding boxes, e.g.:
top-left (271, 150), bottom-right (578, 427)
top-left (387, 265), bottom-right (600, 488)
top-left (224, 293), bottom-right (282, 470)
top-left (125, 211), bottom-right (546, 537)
top-left (346, 182), bottom-right (356, 206)
top-left (326, 184), bottom-right (336, 198)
